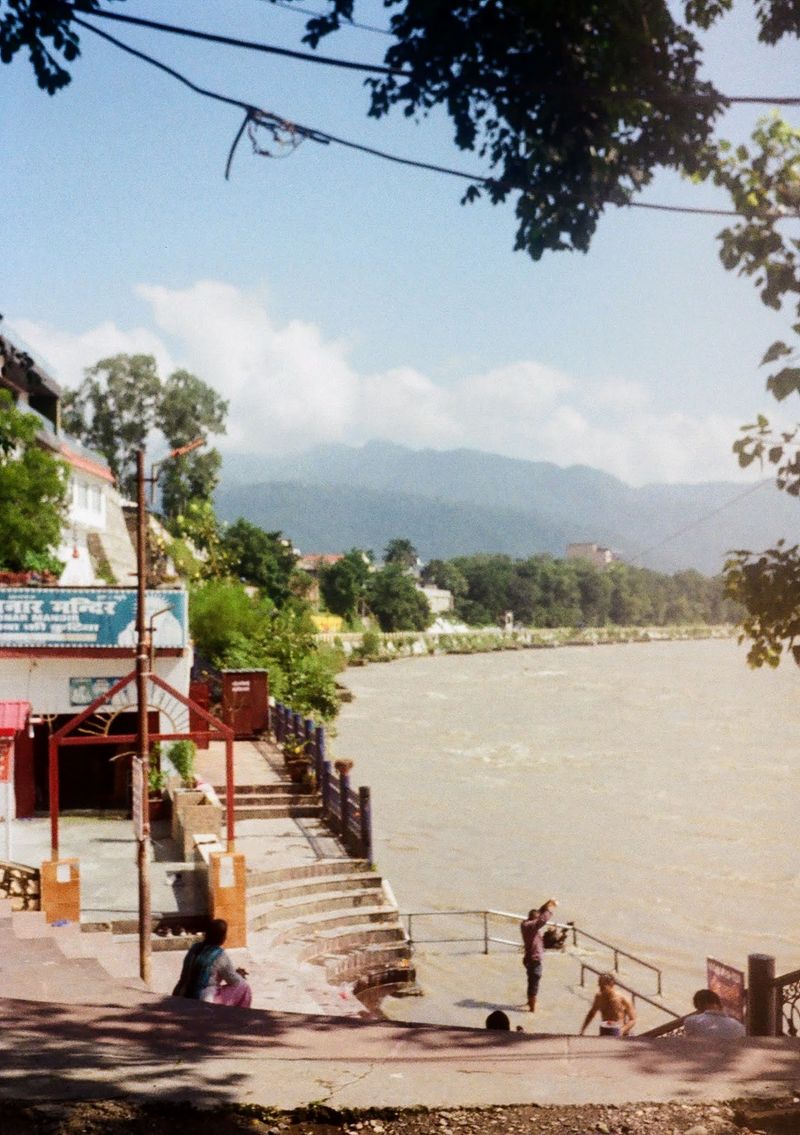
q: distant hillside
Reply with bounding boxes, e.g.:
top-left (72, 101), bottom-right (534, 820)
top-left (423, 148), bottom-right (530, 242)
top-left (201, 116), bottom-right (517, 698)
top-left (216, 442), bottom-right (798, 575)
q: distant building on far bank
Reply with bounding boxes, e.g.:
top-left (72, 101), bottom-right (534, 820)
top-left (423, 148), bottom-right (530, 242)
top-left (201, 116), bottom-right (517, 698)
top-left (417, 585), bottom-right (454, 614)
top-left (566, 542), bottom-right (621, 569)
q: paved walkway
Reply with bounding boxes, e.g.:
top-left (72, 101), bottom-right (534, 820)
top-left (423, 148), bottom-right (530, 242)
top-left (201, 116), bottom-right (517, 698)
top-left (0, 996), bottom-right (798, 1109)
top-left (10, 739), bottom-right (367, 1017)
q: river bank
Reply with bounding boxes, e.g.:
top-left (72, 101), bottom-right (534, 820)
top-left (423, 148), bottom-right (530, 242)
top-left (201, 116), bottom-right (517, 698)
top-left (328, 623), bottom-right (736, 668)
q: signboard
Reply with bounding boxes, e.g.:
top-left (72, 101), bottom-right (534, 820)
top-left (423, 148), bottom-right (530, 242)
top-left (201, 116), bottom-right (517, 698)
top-left (707, 957), bottom-right (746, 1022)
top-left (0, 589), bottom-right (187, 649)
top-left (69, 677), bottom-right (120, 706)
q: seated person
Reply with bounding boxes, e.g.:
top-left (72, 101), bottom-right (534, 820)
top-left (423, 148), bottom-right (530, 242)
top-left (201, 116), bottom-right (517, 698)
top-left (684, 989), bottom-right (745, 1038)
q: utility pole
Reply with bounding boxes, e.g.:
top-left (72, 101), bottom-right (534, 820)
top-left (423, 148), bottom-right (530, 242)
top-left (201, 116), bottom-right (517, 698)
top-left (135, 448), bottom-right (152, 985)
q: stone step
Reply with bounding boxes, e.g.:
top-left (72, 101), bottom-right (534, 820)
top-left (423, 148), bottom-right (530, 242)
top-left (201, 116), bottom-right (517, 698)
top-left (250, 891), bottom-right (391, 934)
top-left (247, 858), bottom-right (369, 889)
top-left (296, 922), bottom-right (406, 960)
top-left (228, 803), bottom-right (323, 820)
top-left (246, 870), bottom-right (382, 905)
top-left (326, 943), bottom-right (415, 986)
top-left (222, 793), bottom-right (318, 807)
top-left (213, 783), bottom-right (295, 797)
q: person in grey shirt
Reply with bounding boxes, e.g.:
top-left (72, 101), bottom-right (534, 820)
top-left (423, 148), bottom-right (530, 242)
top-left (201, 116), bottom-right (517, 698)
top-left (684, 989), bottom-right (745, 1038)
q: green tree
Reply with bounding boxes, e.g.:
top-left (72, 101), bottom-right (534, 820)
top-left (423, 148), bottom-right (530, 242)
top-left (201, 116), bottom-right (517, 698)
top-left (0, 389), bottom-right (67, 573)
top-left (694, 115), bottom-right (800, 667)
top-left (383, 537), bottom-right (418, 569)
top-left (421, 558), bottom-right (468, 597)
top-left (62, 353), bottom-right (161, 497)
top-left (156, 368), bottom-right (228, 520)
top-left (190, 579), bottom-right (341, 720)
top-left (366, 564), bottom-right (432, 632)
top-left (319, 548), bottom-right (372, 621)
top-left (220, 518), bottom-right (297, 603)
top-left (62, 354), bottom-right (227, 505)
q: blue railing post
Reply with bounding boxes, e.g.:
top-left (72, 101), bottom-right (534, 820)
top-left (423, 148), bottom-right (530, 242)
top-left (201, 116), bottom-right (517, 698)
top-left (315, 725), bottom-right (326, 786)
top-left (340, 769), bottom-right (351, 848)
top-left (358, 785), bottom-right (372, 866)
top-left (292, 711), bottom-right (303, 742)
top-left (304, 717), bottom-right (314, 760)
top-left (321, 758), bottom-right (331, 816)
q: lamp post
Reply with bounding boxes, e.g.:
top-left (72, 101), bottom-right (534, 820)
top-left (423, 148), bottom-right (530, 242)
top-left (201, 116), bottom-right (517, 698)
top-left (134, 437), bottom-right (204, 984)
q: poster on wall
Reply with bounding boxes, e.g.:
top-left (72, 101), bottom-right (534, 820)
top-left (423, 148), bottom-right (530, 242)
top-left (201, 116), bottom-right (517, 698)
top-left (0, 589), bottom-right (187, 649)
top-left (707, 957), bottom-right (746, 1022)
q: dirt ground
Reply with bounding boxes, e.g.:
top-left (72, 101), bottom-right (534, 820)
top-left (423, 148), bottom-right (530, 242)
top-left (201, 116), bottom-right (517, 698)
top-left (4, 1098), bottom-right (799, 1135)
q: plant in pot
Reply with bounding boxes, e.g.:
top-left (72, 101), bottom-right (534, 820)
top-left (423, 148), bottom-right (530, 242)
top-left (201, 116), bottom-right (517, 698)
top-left (147, 745), bottom-right (170, 821)
top-left (283, 734), bottom-right (311, 785)
top-left (168, 739), bottom-right (197, 788)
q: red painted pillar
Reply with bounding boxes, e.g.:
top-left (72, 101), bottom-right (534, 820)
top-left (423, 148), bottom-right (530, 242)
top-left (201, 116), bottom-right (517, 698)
top-left (49, 734), bottom-right (59, 860)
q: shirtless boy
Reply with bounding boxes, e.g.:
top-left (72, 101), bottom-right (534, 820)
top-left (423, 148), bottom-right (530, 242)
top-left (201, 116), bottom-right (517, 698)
top-left (579, 972), bottom-right (636, 1037)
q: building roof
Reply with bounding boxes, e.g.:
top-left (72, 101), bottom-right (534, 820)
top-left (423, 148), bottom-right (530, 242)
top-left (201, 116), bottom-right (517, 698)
top-left (0, 700), bottom-right (31, 735)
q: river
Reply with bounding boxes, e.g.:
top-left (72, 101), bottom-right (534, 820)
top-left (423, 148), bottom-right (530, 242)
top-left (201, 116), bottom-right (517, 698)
top-left (335, 639), bottom-right (800, 1029)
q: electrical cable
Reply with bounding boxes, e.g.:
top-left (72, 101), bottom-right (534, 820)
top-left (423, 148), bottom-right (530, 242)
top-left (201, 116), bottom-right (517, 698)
top-left (72, 15), bottom-right (800, 219)
top-left (628, 479), bottom-right (773, 567)
top-left (67, 4), bottom-right (406, 76)
top-left (69, 4), bottom-right (800, 106)
top-left (267, 0), bottom-right (393, 37)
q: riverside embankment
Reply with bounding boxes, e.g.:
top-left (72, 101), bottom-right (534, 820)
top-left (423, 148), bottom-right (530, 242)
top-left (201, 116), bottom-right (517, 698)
top-left (322, 624), bottom-right (736, 668)
top-left (334, 638), bottom-right (800, 1031)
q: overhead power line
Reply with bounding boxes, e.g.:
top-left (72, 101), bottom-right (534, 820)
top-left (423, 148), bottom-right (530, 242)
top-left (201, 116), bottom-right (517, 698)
top-left (73, 15), bottom-right (800, 221)
top-left (68, 5), bottom-right (405, 76)
top-left (69, 4), bottom-right (800, 106)
top-left (266, 0), bottom-right (394, 37)
top-left (629, 479), bottom-right (773, 567)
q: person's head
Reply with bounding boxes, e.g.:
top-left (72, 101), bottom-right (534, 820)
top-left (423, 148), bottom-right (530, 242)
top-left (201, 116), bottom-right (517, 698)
top-left (205, 918), bottom-right (228, 947)
top-left (485, 1010), bottom-right (511, 1031)
top-left (598, 972), bottom-right (616, 990)
top-left (692, 988), bottom-right (722, 1011)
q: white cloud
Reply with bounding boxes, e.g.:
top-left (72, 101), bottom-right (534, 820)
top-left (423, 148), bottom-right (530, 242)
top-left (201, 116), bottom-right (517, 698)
top-left (12, 282), bottom-right (760, 486)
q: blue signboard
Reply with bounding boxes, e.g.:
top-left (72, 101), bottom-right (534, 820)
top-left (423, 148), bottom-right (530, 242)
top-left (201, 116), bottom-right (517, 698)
top-left (0, 588), bottom-right (187, 648)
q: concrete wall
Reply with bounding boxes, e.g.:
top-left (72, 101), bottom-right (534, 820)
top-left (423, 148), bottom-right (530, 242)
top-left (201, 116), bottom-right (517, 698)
top-left (0, 653), bottom-right (192, 715)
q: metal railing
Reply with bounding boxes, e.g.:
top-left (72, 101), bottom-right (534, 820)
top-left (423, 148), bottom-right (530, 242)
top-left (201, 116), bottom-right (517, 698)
top-left (401, 908), bottom-right (667, 999)
top-left (272, 700), bottom-right (373, 864)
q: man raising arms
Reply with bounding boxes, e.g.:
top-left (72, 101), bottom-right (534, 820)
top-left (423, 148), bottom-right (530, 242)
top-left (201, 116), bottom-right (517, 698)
top-left (520, 898), bottom-right (558, 1013)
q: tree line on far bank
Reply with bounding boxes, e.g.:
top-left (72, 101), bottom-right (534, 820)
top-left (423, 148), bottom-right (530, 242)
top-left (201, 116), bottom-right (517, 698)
top-left (320, 544), bottom-right (741, 631)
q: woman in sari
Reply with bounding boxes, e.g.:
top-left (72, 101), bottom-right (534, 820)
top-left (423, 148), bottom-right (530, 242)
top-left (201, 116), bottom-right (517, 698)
top-left (173, 918), bottom-right (252, 1007)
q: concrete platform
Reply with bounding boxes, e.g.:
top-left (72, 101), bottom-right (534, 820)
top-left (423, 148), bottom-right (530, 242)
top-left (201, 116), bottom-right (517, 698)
top-left (0, 996), bottom-right (797, 1109)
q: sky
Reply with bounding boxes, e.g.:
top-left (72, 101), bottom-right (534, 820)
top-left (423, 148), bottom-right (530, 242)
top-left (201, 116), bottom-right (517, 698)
top-left (3, 1), bottom-right (799, 487)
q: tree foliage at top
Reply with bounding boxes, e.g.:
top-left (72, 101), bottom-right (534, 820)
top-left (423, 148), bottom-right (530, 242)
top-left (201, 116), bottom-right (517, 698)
top-left (0, 389), bottom-right (67, 573)
top-left (4, 1), bottom-right (799, 258)
top-left (319, 548), bottom-right (373, 620)
top-left (62, 353), bottom-right (227, 506)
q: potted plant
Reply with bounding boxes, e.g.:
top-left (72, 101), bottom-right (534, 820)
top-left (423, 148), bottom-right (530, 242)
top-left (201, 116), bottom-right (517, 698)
top-left (147, 744), bottom-right (170, 821)
top-left (168, 739), bottom-right (197, 788)
top-left (281, 734), bottom-right (309, 784)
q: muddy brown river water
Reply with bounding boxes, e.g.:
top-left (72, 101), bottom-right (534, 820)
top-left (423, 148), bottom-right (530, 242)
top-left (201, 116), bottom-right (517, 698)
top-left (336, 639), bottom-right (800, 1029)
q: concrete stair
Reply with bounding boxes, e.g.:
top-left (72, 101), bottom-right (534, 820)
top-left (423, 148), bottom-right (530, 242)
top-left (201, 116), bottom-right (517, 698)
top-left (0, 902), bottom-right (151, 1006)
top-left (214, 782), bottom-right (323, 820)
top-left (245, 859), bottom-right (415, 1001)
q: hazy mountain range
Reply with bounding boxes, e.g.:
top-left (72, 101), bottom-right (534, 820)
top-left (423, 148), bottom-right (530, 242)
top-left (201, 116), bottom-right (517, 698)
top-left (215, 441), bottom-right (798, 576)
